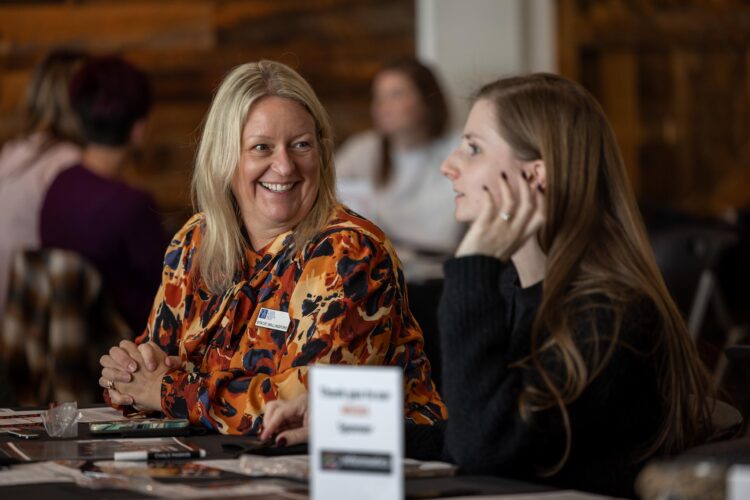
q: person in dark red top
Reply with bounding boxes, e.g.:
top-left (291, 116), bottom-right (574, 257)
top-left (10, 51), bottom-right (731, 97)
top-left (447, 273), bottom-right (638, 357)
top-left (40, 56), bottom-right (168, 334)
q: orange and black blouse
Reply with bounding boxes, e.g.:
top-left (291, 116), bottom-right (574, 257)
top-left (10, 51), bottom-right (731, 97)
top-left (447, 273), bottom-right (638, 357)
top-left (136, 205), bottom-right (446, 434)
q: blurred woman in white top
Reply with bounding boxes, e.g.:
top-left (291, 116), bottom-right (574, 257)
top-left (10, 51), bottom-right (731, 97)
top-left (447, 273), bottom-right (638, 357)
top-left (0, 50), bottom-right (85, 314)
top-left (336, 58), bottom-right (463, 387)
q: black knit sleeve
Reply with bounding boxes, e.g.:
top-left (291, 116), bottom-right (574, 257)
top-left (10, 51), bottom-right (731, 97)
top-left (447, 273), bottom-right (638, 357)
top-left (438, 255), bottom-right (548, 476)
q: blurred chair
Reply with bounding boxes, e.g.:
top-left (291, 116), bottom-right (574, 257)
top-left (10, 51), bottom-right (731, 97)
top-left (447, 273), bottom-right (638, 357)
top-left (724, 346), bottom-right (750, 427)
top-left (0, 248), bottom-right (130, 406)
top-left (650, 224), bottom-right (749, 390)
top-left (650, 224), bottom-right (737, 339)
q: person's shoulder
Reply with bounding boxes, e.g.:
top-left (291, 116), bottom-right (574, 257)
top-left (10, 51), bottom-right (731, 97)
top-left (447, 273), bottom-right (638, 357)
top-left (335, 130), bottom-right (381, 177)
top-left (170, 213), bottom-right (205, 248)
top-left (303, 205), bottom-right (394, 261)
top-left (163, 213), bottom-right (204, 272)
top-left (326, 204), bottom-right (389, 242)
top-left (63, 165), bottom-right (141, 203)
top-left (338, 129), bottom-right (380, 152)
top-left (0, 134), bottom-right (79, 175)
top-left (43, 163), bottom-right (86, 197)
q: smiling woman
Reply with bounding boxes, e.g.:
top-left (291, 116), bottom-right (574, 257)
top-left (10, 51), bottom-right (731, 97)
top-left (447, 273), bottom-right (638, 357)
top-left (97, 60), bottom-right (446, 436)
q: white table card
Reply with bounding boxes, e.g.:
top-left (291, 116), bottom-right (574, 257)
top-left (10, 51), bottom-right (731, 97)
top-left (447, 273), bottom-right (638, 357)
top-left (310, 365), bottom-right (403, 500)
top-left (729, 465), bottom-right (750, 500)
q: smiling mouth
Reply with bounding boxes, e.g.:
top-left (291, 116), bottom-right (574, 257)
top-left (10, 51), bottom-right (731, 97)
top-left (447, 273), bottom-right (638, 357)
top-left (259, 182), bottom-right (296, 193)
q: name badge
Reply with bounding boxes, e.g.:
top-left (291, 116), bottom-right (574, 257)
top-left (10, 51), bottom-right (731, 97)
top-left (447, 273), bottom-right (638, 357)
top-left (254, 307), bottom-right (291, 331)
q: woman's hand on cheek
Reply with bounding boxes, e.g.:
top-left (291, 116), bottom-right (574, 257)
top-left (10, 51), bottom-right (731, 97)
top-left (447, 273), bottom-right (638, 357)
top-left (455, 170), bottom-right (545, 260)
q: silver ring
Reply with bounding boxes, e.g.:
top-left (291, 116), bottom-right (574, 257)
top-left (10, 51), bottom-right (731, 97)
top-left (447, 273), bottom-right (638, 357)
top-left (500, 211), bottom-right (512, 222)
top-left (106, 379), bottom-right (115, 390)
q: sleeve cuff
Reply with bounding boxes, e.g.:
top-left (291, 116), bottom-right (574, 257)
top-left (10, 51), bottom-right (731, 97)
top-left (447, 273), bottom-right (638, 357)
top-left (160, 369), bottom-right (190, 419)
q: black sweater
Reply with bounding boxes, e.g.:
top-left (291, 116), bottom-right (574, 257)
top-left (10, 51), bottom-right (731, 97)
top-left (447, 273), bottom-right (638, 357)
top-left (438, 256), bottom-right (664, 498)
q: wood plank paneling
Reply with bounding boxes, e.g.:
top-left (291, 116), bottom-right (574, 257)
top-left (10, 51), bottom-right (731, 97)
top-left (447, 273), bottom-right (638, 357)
top-left (0, 3), bottom-right (214, 53)
top-left (559, 0), bottom-right (750, 217)
top-left (0, 0), bottom-right (415, 233)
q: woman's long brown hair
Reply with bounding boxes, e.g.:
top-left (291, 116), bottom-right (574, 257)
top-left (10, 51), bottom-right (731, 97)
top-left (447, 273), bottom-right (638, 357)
top-left (476, 73), bottom-right (713, 473)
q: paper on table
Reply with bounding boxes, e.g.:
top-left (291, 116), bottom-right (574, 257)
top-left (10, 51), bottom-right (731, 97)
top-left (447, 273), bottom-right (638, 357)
top-left (0, 406), bottom-right (128, 429)
top-left (0, 410), bottom-right (43, 429)
top-left (233, 454), bottom-right (457, 480)
top-left (0, 461), bottom-right (76, 486)
top-left (2, 436), bottom-right (197, 462)
top-left (440, 492), bottom-right (617, 500)
top-left (194, 458), bottom-right (255, 476)
top-left (76, 407), bottom-right (128, 423)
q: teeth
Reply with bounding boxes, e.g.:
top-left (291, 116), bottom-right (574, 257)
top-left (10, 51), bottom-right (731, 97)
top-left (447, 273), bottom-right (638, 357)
top-left (260, 182), bottom-right (294, 192)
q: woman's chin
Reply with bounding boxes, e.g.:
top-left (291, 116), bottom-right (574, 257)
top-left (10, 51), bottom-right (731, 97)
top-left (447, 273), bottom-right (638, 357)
top-left (454, 206), bottom-right (475, 223)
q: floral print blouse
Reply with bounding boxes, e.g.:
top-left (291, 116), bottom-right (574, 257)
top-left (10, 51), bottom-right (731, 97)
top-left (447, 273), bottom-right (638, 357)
top-left (136, 205), bottom-right (446, 434)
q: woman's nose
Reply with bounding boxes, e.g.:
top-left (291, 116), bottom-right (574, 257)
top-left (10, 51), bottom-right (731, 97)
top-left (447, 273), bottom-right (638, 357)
top-left (440, 150), bottom-right (460, 180)
top-left (271, 148), bottom-right (294, 175)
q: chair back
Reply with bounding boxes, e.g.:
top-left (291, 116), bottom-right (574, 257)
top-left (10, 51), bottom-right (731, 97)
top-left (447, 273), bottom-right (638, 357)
top-left (1, 248), bottom-right (131, 405)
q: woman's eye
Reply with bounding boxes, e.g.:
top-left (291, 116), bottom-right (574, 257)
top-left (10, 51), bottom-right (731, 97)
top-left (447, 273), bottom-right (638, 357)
top-left (293, 141), bottom-right (312, 150)
top-left (467, 143), bottom-right (480, 155)
top-left (252, 144), bottom-right (270, 152)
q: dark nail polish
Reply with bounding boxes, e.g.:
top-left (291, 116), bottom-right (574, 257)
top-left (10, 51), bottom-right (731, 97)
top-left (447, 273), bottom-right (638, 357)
top-left (501, 172), bottom-right (508, 180)
top-left (537, 185), bottom-right (545, 194)
top-left (277, 437), bottom-right (287, 448)
top-left (482, 185), bottom-right (488, 191)
top-left (521, 171), bottom-right (528, 180)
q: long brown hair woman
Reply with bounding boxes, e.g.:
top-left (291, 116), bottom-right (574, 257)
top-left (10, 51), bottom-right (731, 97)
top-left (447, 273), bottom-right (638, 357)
top-left (438, 73), bottom-right (713, 497)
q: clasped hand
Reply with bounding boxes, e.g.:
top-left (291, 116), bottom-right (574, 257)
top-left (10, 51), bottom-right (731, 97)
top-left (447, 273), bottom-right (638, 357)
top-left (99, 340), bottom-right (180, 412)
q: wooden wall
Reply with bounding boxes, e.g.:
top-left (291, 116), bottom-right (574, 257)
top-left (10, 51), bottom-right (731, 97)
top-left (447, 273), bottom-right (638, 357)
top-left (0, 0), bottom-right (415, 232)
top-left (558, 0), bottom-right (750, 218)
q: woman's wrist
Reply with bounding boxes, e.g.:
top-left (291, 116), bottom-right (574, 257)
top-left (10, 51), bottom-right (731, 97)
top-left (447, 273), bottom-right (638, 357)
top-left (511, 238), bottom-right (547, 288)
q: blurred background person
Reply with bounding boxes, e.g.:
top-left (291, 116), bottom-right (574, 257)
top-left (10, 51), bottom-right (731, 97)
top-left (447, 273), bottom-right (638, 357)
top-left (336, 58), bottom-right (464, 387)
top-left (40, 55), bottom-right (168, 335)
top-left (0, 49), bottom-right (85, 319)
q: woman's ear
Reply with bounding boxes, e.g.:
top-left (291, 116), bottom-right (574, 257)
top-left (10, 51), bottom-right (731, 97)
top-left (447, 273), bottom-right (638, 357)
top-left (532, 160), bottom-right (546, 189)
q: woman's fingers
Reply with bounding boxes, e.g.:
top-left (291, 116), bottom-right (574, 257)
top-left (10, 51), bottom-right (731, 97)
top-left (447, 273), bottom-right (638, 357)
top-left (101, 367), bottom-right (132, 384)
top-left (276, 426), bottom-right (309, 447)
top-left (496, 172), bottom-right (516, 219)
top-left (108, 346), bottom-right (138, 373)
top-left (261, 396), bottom-right (308, 441)
top-left (118, 340), bottom-right (146, 370)
top-left (137, 342), bottom-right (165, 371)
top-left (261, 400), bottom-right (303, 441)
top-left (107, 388), bottom-right (134, 406)
top-left (164, 356), bottom-right (182, 369)
top-left (477, 186), bottom-right (497, 224)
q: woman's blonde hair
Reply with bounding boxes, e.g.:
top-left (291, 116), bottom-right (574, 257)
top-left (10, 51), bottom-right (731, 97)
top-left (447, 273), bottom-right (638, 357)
top-left (192, 60), bottom-right (337, 292)
top-left (475, 73), bottom-right (713, 472)
top-left (22, 49), bottom-right (86, 143)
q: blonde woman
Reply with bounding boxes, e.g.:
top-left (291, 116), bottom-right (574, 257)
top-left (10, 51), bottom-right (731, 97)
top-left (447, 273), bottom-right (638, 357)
top-left (97, 60), bottom-right (445, 436)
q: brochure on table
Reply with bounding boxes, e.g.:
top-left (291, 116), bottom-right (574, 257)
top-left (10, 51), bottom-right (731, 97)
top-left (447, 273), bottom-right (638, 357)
top-left (310, 365), bottom-right (403, 500)
top-left (0, 436), bottom-right (200, 462)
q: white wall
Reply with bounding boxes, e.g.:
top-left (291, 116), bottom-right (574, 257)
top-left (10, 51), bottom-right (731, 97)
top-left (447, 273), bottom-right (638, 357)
top-left (417, 0), bottom-right (556, 128)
